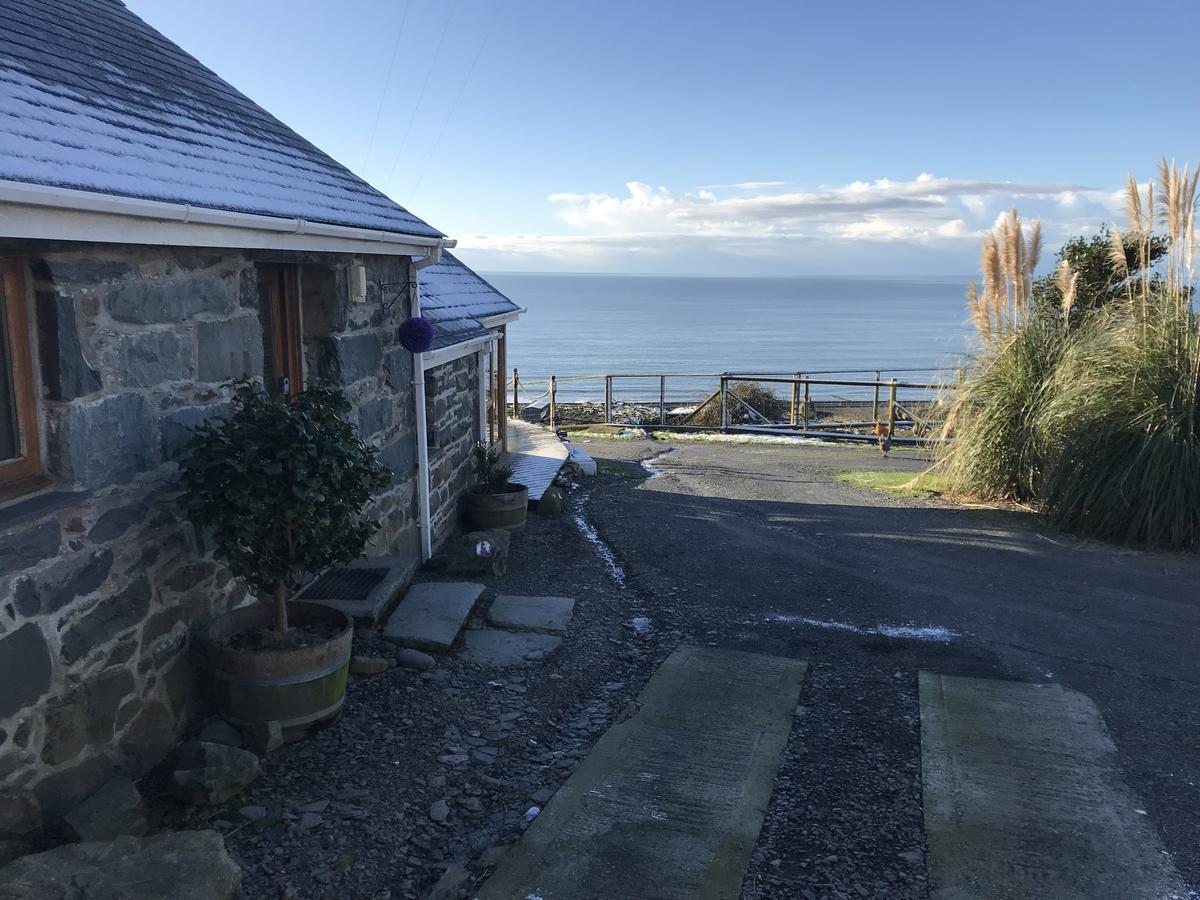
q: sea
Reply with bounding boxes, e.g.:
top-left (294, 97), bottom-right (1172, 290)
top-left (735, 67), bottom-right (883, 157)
top-left (483, 272), bottom-right (976, 404)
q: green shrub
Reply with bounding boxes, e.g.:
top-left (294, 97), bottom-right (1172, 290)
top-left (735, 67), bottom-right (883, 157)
top-left (471, 441), bottom-right (514, 493)
top-left (176, 381), bottom-right (391, 639)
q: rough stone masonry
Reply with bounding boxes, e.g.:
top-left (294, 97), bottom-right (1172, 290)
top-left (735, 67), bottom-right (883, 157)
top-left (0, 241), bottom-right (481, 831)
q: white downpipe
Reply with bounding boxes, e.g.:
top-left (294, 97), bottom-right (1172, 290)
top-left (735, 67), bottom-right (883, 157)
top-left (476, 345), bottom-right (490, 443)
top-left (412, 245), bottom-right (445, 562)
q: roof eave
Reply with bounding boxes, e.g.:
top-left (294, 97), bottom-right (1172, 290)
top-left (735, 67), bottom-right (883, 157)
top-left (476, 308), bottom-right (525, 327)
top-left (0, 179), bottom-right (455, 257)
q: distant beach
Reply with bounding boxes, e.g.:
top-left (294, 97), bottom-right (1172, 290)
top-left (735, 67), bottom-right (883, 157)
top-left (484, 272), bottom-right (974, 402)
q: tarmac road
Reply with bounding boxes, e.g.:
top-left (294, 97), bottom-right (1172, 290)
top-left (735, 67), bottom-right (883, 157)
top-left (571, 435), bottom-right (1200, 898)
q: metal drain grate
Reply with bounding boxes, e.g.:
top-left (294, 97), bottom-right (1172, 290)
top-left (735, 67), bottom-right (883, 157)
top-left (303, 567), bottom-right (388, 601)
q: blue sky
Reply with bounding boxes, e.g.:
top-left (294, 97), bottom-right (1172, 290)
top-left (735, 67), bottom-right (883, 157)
top-left (127, 0), bottom-right (1199, 275)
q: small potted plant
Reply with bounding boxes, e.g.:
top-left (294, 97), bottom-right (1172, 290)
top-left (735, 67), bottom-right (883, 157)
top-left (464, 442), bottom-right (528, 531)
top-left (176, 382), bottom-right (391, 741)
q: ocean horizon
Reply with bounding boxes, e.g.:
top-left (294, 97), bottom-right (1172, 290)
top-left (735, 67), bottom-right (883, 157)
top-left (484, 271), bottom-right (978, 403)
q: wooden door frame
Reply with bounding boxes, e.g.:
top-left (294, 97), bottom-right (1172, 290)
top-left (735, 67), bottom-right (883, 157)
top-left (0, 257), bottom-right (44, 500)
top-left (257, 264), bottom-right (304, 398)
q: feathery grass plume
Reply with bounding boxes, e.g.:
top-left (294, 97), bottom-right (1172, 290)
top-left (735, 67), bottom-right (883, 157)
top-left (1055, 261), bottom-right (1077, 322)
top-left (941, 209), bottom-right (1058, 501)
top-left (968, 210), bottom-right (1041, 342)
top-left (1155, 158), bottom-right (1199, 304)
top-left (1125, 173), bottom-right (1146, 234)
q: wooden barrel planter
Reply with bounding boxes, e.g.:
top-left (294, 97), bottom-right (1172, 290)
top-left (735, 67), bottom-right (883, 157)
top-left (202, 601), bottom-right (352, 743)
top-left (465, 482), bottom-right (529, 532)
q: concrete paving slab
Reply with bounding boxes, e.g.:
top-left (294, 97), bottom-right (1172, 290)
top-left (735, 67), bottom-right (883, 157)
top-left (461, 629), bottom-right (562, 667)
top-left (486, 595), bottom-right (575, 634)
top-left (297, 556), bottom-right (410, 625)
top-left (381, 582), bottom-right (483, 653)
top-left (477, 645), bottom-right (807, 899)
top-left (920, 672), bottom-right (1186, 900)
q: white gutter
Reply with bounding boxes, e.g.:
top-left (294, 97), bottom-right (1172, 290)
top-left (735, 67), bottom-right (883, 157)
top-left (477, 309), bottom-right (524, 327)
top-left (0, 179), bottom-right (456, 257)
top-left (411, 245), bottom-right (446, 562)
top-left (419, 333), bottom-right (495, 369)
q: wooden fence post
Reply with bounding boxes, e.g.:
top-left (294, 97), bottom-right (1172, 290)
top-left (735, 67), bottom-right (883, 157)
top-left (790, 373), bottom-right (800, 427)
top-left (802, 378), bottom-right (810, 430)
top-left (872, 371), bottom-right (881, 426)
top-left (659, 375), bottom-right (666, 425)
top-left (604, 375), bottom-right (612, 425)
top-left (512, 368), bottom-right (519, 419)
top-left (720, 376), bottom-right (729, 431)
top-left (888, 378), bottom-right (898, 437)
top-left (549, 375), bottom-right (556, 431)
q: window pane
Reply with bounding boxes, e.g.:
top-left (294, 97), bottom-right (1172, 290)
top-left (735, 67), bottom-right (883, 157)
top-left (0, 279), bottom-right (20, 461)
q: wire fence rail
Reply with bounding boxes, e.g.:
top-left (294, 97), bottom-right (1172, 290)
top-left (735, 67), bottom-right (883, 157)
top-left (504, 368), bottom-right (957, 445)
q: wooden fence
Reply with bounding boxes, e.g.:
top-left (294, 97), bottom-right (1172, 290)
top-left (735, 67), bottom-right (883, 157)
top-left (505, 370), bottom-right (951, 445)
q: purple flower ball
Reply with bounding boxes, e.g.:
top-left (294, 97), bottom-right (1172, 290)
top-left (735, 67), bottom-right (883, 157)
top-left (397, 316), bottom-right (434, 353)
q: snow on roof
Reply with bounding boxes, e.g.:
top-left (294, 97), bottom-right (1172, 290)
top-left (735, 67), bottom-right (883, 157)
top-left (0, 0), bottom-right (442, 238)
top-left (420, 252), bottom-right (521, 351)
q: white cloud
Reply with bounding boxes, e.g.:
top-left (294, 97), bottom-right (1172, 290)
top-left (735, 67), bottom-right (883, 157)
top-left (457, 173), bottom-right (1122, 273)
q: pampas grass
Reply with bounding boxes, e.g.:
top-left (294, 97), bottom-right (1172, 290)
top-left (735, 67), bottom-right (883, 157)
top-left (943, 210), bottom-right (1059, 501)
top-left (1036, 160), bottom-right (1200, 549)
top-left (946, 158), bottom-right (1200, 550)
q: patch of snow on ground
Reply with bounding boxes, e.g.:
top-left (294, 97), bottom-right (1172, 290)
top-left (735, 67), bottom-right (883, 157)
top-left (572, 513), bottom-right (626, 586)
top-left (769, 614), bottom-right (959, 643)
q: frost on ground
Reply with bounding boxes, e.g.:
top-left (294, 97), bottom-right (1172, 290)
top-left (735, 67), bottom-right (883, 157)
top-left (768, 614), bottom-right (960, 643)
top-left (572, 512), bottom-right (626, 586)
top-left (649, 431), bottom-right (833, 446)
top-left (640, 458), bottom-right (663, 478)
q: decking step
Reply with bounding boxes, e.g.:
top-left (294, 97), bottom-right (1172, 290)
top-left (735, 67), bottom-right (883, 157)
top-left (297, 556), bottom-right (410, 626)
top-left (381, 582), bottom-right (484, 653)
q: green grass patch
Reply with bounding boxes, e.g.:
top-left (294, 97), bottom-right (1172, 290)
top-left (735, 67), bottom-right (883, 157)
top-left (837, 469), bottom-right (948, 498)
top-left (595, 459), bottom-right (643, 478)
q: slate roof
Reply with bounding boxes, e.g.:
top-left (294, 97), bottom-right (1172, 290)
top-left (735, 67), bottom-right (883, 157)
top-left (0, 0), bottom-right (441, 238)
top-left (420, 253), bottom-right (521, 351)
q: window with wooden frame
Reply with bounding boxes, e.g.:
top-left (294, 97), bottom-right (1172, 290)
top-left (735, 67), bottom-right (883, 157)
top-left (256, 264), bottom-right (303, 398)
top-left (0, 258), bottom-right (43, 500)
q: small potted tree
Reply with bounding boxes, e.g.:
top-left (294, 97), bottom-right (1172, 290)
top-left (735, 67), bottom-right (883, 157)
top-left (176, 382), bottom-right (391, 741)
top-left (464, 442), bottom-right (528, 531)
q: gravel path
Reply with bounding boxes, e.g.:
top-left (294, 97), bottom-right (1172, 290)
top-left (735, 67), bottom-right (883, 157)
top-left (158, 435), bottom-right (1200, 899)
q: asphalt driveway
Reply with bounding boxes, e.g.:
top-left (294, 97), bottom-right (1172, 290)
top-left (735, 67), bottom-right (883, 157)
top-left (569, 435), bottom-right (1200, 898)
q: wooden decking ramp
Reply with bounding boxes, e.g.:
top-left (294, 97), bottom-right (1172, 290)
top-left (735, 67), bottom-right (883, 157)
top-left (503, 419), bottom-right (569, 504)
top-left (920, 672), bottom-right (1186, 900)
top-left (477, 646), bottom-right (807, 899)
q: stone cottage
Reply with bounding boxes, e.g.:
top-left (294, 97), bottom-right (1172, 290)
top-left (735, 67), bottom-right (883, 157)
top-left (0, 0), bottom-right (520, 831)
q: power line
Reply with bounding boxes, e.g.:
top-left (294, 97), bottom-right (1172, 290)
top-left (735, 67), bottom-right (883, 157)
top-left (383, 0), bottom-right (458, 195)
top-left (409, 0), bottom-right (504, 200)
top-left (361, 0), bottom-right (412, 174)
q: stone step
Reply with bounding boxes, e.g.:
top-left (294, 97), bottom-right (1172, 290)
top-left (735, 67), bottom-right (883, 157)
top-left (462, 629), bottom-right (562, 667)
top-left (920, 672), bottom-right (1185, 899)
top-left (476, 646), bottom-right (807, 899)
top-left (297, 556), bottom-right (410, 626)
top-left (486, 595), bottom-right (575, 635)
top-left (381, 582), bottom-right (484, 653)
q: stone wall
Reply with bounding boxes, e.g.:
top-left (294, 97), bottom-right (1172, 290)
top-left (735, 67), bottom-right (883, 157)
top-left (425, 355), bottom-right (481, 539)
top-left (0, 241), bottom-right (483, 826)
